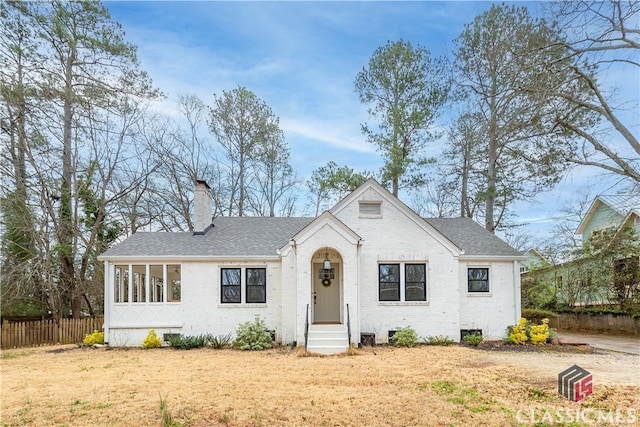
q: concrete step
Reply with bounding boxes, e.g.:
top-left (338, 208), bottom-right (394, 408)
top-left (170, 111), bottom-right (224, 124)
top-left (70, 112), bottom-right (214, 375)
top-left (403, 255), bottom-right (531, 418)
top-left (306, 324), bottom-right (349, 354)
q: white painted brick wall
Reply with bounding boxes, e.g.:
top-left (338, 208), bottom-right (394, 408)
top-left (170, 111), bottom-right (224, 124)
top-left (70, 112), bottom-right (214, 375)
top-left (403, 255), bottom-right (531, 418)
top-left (458, 261), bottom-right (519, 340)
top-left (334, 194), bottom-right (461, 343)
top-left (106, 185), bottom-right (519, 347)
top-left (108, 260), bottom-right (282, 346)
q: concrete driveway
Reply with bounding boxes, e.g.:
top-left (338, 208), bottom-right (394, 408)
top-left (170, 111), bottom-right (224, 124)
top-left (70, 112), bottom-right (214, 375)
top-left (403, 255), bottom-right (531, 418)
top-left (557, 331), bottom-right (640, 355)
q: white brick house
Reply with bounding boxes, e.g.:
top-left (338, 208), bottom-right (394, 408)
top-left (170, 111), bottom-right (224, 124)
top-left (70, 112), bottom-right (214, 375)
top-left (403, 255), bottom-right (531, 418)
top-left (98, 179), bottom-right (524, 353)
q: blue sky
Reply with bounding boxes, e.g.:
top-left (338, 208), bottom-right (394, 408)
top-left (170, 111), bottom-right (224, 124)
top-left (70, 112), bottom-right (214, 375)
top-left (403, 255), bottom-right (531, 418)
top-left (104, 1), bottom-right (638, 244)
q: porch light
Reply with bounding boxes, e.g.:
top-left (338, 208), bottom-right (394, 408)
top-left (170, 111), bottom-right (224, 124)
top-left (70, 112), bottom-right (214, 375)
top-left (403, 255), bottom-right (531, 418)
top-left (323, 250), bottom-right (332, 271)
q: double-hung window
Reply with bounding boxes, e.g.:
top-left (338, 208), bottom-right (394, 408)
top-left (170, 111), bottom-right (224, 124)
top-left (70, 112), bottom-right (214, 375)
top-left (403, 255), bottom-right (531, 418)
top-left (404, 264), bottom-right (426, 301)
top-left (467, 267), bottom-right (489, 293)
top-left (221, 267), bottom-right (266, 304)
top-left (379, 263), bottom-right (427, 302)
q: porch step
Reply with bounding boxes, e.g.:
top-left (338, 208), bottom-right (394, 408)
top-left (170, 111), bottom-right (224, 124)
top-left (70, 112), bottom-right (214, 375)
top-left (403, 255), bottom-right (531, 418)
top-left (306, 324), bottom-right (349, 355)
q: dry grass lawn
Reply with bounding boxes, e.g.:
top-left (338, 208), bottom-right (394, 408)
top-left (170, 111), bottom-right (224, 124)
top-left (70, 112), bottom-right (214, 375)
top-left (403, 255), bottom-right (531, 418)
top-left (1, 344), bottom-right (638, 426)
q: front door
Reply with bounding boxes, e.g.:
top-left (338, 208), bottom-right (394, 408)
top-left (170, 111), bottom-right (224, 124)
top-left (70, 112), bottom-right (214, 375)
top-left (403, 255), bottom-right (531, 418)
top-left (313, 263), bottom-right (340, 323)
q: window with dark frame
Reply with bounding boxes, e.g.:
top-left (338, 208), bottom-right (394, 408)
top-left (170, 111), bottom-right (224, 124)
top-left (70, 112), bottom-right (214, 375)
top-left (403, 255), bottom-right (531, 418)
top-left (405, 264), bottom-right (426, 301)
top-left (468, 267), bottom-right (489, 292)
top-left (379, 264), bottom-right (400, 301)
top-left (221, 268), bottom-right (241, 303)
top-left (246, 268), bottom-right (266, 303)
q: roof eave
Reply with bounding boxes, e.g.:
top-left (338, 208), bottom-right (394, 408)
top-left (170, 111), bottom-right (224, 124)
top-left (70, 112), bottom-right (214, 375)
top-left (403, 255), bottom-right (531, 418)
top-left (97, 255), bottom-right (281, 262)
top-left (459, 255), bottom-right (527, 261)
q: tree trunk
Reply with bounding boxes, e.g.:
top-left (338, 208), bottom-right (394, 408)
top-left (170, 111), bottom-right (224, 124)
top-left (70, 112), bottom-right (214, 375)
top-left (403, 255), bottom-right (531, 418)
top-left (60, 53), bottom-right (79, 318)
top-left (485, 90), bottom-right (498, 234)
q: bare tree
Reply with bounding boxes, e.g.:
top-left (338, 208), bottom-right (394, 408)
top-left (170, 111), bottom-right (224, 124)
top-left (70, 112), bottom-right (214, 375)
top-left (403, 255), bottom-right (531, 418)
top-left (1, 1), bottom-right (158, 318)
top-left (544, 1), bottom-right (640, 184)
top-left (248, 132), bottom-right (298, 217)
top-left (454, 4), bottom-right (587, 233)
top-left (209, 87), bottom-right (282, 216)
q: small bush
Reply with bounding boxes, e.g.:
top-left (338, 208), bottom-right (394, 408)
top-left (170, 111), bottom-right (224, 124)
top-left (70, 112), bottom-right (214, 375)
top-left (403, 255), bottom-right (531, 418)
top-left (529, 319), bottom-right (550, 345)
top-left (234, 315), bottom-right (272, 350)
top-left (506, 318), bottom-right (529, 345)
top-left (209, 333), bottom-right (233, 349)
top-left (167, 334), bottom-right (208, 350)
top-left (506, 317), bottom-right (552, 345)
top-left (392, 326), bottom-right (418, 348)
top-left (142, 329), bottom-right (163, 349)
top-left (521, 308), bottom-right (558, 322)
top-left (82, 330), bottom-right (104, 346)
top-left (424, 335), bottom-right (455, 346)
top-left (462, 332), bottom-right (483, 346)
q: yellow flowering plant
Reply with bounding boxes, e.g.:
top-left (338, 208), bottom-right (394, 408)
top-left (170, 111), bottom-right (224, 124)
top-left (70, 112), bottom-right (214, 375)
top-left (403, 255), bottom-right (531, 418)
top-left (82, 330), bottom-right (104, 346)
top-left (507, 317), bottom-right (551, 345)
top-left (529, 318), bottom-right (550, 345)
top-left (508, 317), bottom-right (529, 344)
top-left (142, 329), bottom-right (162, 349)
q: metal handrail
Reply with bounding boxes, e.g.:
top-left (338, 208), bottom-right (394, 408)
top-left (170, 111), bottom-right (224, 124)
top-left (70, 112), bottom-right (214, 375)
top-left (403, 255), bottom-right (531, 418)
top-left (304, 303), bottom-right (309, 351)
top-left (346, 303), bottom-right (352, 347)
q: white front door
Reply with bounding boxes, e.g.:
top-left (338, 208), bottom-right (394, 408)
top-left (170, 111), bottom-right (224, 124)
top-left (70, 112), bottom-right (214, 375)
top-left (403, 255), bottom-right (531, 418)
top-left (313, 263), bottom-right (340, 323)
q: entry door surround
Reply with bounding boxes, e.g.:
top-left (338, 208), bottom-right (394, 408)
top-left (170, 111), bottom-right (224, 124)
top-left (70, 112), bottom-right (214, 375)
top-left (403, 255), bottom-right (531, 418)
top-left (312, 262), bottom-right (341, 323)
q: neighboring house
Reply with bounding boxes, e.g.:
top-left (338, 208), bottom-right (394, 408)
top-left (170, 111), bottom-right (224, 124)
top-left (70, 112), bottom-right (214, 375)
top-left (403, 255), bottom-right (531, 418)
top-left (522, 194), bottom-right (640, 309)
top-left (576, 194), bottom-right (640, 242)
top-left (98, 179), bottom-right (524, 353)
top-left (521, 248), bottom-right (551, 273)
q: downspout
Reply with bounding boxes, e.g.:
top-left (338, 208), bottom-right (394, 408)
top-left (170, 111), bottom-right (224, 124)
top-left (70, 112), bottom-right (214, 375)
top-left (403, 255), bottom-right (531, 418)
top-left (514, 260), bottom-right (522, 322)
top-left (290, 239), bottom-right (298, 346)
top-left (356, 239), bottom-right (363, 346)
top-left (103, 261), bottom-right (110, 344)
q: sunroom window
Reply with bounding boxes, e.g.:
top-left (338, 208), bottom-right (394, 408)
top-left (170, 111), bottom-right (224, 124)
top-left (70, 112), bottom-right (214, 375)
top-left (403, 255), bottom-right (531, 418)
top-left (114, 263), bottom-right (180, 303)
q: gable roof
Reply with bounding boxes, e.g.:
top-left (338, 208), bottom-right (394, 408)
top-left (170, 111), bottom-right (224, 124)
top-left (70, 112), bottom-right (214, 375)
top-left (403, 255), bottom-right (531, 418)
top-left (289, 211), bottom-right (362, 246)
top-left (424, 217), bottom-right (523, 258)
top-left (331, 179), bottom-right (463, 256)
top-left (576, 194), bottom-right (640, 234)
top-left (98, 217), bottom-right (314, 260)
top-left (99, 180), bottom-right (523, 261)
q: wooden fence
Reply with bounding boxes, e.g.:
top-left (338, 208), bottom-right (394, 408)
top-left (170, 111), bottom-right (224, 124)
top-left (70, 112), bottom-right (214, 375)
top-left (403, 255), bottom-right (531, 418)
top-left (0, 317), bottom-right (104, 349)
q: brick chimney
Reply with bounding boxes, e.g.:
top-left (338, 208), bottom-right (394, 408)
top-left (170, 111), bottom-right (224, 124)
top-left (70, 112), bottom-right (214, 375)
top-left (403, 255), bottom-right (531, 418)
top-left (193, 180), bottom-right (213, 233)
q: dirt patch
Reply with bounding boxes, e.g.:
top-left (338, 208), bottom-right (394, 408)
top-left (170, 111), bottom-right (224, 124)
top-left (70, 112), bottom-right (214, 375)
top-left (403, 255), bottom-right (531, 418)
top-left (1, 345), bottom-right (638, 426)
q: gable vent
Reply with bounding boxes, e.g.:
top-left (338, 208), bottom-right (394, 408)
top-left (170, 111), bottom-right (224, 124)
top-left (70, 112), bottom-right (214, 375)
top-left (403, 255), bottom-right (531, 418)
top-left (359, 201), bottom-right (382, 217)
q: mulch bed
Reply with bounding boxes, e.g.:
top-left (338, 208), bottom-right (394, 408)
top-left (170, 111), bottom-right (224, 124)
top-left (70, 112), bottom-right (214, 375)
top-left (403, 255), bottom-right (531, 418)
top-left (467, 340), bottom-right (603, 354)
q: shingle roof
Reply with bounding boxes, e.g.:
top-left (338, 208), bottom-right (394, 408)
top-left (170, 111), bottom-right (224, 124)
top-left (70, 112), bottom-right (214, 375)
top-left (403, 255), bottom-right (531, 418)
top-left (424, 217), bottom-right (523, 257)
top-left (99, 217), bottom-right (314, 258)
top-left (99, 216), bottom-right (522, 259)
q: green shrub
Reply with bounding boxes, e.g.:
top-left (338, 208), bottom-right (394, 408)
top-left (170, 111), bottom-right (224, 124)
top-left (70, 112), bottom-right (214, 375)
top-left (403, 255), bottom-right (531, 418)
top-left (462, 332), bottom-right (483, 346)
top-left (167, 334), bottom-right (208, 350)
top-left (82, 330), bottom-right (104, 346)
top-left (522, 308), bottom-right (557, 324)
top-left (424, 335), bottom-right (455, 346)
top-left (392, 326), bottom-right (418, 348)
top-left (142, 329), bottom-right (162, 349)
top-left (234, 315), bottom-right (272, 350)
top-left (209, 333), bottom-right (233, 349)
